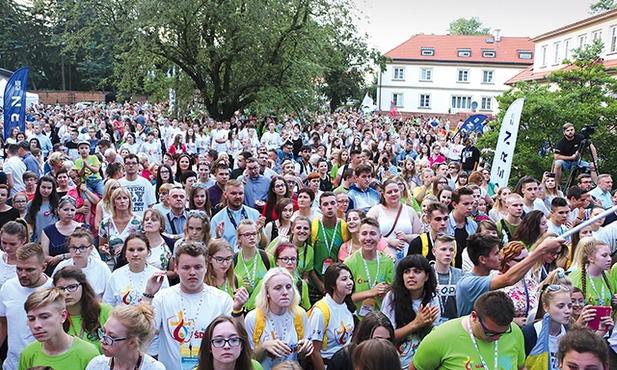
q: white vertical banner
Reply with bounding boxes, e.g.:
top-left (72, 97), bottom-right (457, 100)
top-left (490, 98), bottom-right (525, 188)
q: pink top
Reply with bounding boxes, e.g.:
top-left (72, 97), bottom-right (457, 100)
top-left (338, 237), bottom-right (389, 263)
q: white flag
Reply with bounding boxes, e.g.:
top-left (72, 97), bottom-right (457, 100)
top-left (490, 98), bottom-right (525, 188)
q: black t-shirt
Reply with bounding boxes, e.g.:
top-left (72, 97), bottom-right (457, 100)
top-left (555, 134), bottom-right (583, 157)
top-left (461, 146), bottom-right (480, 170)
top-left (453, 227), bottom-right (468, 268)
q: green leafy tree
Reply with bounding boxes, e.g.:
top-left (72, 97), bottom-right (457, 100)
top-left (448, 17), bottom-right (491, 36)
top-left (478, 39), bottom-right (617, 185)
top-left (589, 0), bottom-right (616, 14)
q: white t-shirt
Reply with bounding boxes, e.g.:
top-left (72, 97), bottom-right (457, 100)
top-left (0, 251), bottom-right (16, 289)
top-left (151, 284), bottom-right (233, 370)
top-left (86, 353), bottom-right (165, 370)
top-left (102, 264), bottom-right (170, 306)
top-left (147, 241), bottom-right (172, 271)
top-left (119, 177), bottom-right (156, 217)
top-left (261, 132), bottom-right (282, 150)
top-left (381, 291), bottom-right (442, 369)
top-left (245, 308), bottom-right (310, 370)
top-left (308, 294), bottom-right (354, 360)
top-left (53, 256), bottom-right (112, 298)
top-left (0, 276), bottom-right (54, 370)
top-left (4, 156), bottom-right (26, 196)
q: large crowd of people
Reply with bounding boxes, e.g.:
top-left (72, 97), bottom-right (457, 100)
top-left (0, 101), bottom-right (614, 369)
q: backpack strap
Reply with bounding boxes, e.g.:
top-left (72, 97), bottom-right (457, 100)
top-left (311, 218), bottom-right (320, 246)
top-left (420, 234), bottom-right (429, 258)
top-left (308, 299), bottom-right (330, 350)
top-left (253, 307), bottom-right (304, 348)
top-left (258, 249), bottom-right (271, 268)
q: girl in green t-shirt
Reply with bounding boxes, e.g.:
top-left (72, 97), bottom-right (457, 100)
top-left (204, 238), bottom-right (249, 314)
top-left (569, 238), bottom-right (617, 307)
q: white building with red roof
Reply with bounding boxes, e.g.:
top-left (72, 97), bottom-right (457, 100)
top-left (377, 34), bottom-right (534, 115)
top-left (507, 8), bottom-right (617, 85)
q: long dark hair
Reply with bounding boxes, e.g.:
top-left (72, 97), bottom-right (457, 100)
top-left (155, 164), bottom-right (175, 199)
top-left (27, 176), bottom-right (59, 234)
top-left (512, 210), bottom-right (545, 247)
top-left (188, 185), bottom-right (213, 218)
top-left (53, 266), bottom-right (102, 336)
top-left (324, 263), bottom-right (356, 314)
top-left (391, 255), bottom-right (436, 338)
top-left (175, 153), bottom-right (193, 182)
top-left (264, 176), bottom-right (290, 223)
top-left (197, 316), bottom-right (254, 370)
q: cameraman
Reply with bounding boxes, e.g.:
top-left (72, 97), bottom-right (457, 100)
top-left (553, 122), bottom-right (597, 185)
top-left (377, 150), bottom-right (398, 181)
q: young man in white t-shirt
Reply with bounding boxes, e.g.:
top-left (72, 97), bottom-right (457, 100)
top-left (143, 241), bottom-right (233, 370)
top-left (119, 153), bottom-right (156, 217)
top-left (0, 242), bottom-right (53, 370)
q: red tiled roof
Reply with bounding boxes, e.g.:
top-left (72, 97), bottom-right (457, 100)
top-left (506, 58), bottom-right (617, 84)
top-left (385, 34), bottom-right (534, 65)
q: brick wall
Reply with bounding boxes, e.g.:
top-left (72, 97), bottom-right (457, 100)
top-left (31, 91), bottom-right (150, 106)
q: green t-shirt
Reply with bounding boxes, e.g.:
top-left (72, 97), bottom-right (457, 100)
top-left (570, 269), bottom-right (617, 306)
top-left (234, 249), bottom-right (274, 295)
top-left (311, 219), bottom-right (349, 282)
top-left (18, 336), bottom-right (99, 370)
top-left (74, 155), bottom-right (102, 182)
top-left (66, 303), bottom-right (112, 353)
top-left (216, 274), bottom-right (247, 298)
top-left (343, 250), bottom-right (394, 318)
top-left (412, 317), bottom-right (525, 370)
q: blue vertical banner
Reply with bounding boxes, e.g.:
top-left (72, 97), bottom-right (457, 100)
top-left (3, 67), bottom-right (29, 140)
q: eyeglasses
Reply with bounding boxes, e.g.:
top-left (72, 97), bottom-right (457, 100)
top-left (448, 166), bottom-right (456, 169)
top-left (542, 284), bottom-right (569, 292)
top-left (240, 232), bottom-right (258, 238)
top-left (277, 257), bottom-right (297, 264)
top-left (438, 181), bottom-right (448, 185)
top-left (212, 256), bottom-right (233, 264)
top-left (211, 336), bottom-right (243, 348)
top-left (56, 283), bottom-right (81, 292)
top-left (68, 245), bottom-right (89, 254)
top-left (188, 210), bottom-right (207, 218)
top-left (191, 183), bottom-right (208, 188)
top-left (98, 328), bottom-right (128, 346)
top-left (477, 315), bottom-right (512, 337)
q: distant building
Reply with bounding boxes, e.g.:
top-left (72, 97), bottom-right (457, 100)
top-left (507, 8), bottom-right (617, 85)
top-left (377, 34), bottom-right (534, 115)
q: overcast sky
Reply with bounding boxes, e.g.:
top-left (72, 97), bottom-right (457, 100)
top-left (353, 0), bottom-right (594, 53)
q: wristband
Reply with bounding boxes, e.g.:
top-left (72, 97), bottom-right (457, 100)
top-left (142, 292), bottom-right (155, 299)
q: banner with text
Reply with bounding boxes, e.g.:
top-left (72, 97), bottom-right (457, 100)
top-left (3, 67), bottom-right (29, 141)
top-left (490, 98), bottom-right (524, 188)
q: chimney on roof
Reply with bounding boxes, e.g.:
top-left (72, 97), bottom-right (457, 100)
top-left (494, 29), bottom-right (501, 42)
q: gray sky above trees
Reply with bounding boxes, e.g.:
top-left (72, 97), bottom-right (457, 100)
top-left (355, 0), bottom-right (590, 52)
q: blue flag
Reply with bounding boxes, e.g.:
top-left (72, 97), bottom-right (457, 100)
top-left (3, 67), bottom-right (29, 140)
top-left (460, 114), bottom-right (487, 134)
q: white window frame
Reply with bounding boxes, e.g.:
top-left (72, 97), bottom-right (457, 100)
top-left (610, 27), bottom-right (617, 53)
top-left (579, 34), bottom-right (587, 48)
top-left (458, 49), bottom-right (472, 57)
top-left (419, 94), bottom-right (431, 109)
top-left (393, 67), bottom-right (405, 80)
top-left (482, 70), bottom-right (494, 84)
top-left (451, 95), bottom-right (472, 109)
top-left (421, 48), bottom-right (434, 56)
top-left (554, 42), bottom-right (561, 64)
top-left (457, 69), bottom-right (470, 83)
top-left (392, 93), bottom-right (403, 108)
top-left (518, 51), bottom-right (532, 59)
top-left (564, 39), bottom-right (571, 60)
top-left (593, 30), bottom-right (603, 41)
top-left (541, 45), bottom-right (547, 67)
top-left (481, 97), bottom-right (492, 111)
top-left (482, 50), bottom-right (496, 58)
top-left (420, 68), bottom-right (432, 81)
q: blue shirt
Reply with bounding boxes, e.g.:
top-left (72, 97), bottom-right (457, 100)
top-left (590, 187), bottom-right (612, 209)
top-left (243, 175), bottom-right (271, 208)
top-left (164, 209), bottom-right (187, 238)
top-left (21, 153), bottom-right (40, 178)
top-left (347, 184), bottom-right (380, 213)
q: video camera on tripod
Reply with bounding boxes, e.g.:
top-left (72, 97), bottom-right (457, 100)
top-left (580, 123), bottom-right (598, 139)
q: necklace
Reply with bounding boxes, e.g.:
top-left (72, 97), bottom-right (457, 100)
top-left (110, 354), bottom-right (143, 370)
top-left (466, 317), bottom-right (498, 370)
top-left (179, 288), bottom-right (206, 348)
top-left (127, 267), bottom-right (146, 304)
top-left (362, 251), bottom-right (381, 288)
top-left (268, 311), bottom-right (290, 341)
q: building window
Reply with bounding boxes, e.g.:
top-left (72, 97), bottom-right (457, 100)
top-left (610, 27), bottom-right (617, 53)
top-left (457, 69), bottom-right (469, 82)
top-left (393, 67), bottom-right (405, 80)
top-left (482, 50), bottom-right (496, 58)
top-left (579, 34), bottom-right (587, 48)
top-left (592, 30), bottom-right (602, 41)
top-left (482, 70), bottom-right (494, 84)
top-left (457, 49), bottom-right (472, 57)
top-left (419, 94), bottom-right (431, 108)
top-left (392, 93), bottom-right (403, 108)
top-left (481, 97), bottom-right (492, 110)
top-left (518, 50), bottom-right (533, 59)
top-left (554, 42), bottom-right (560, 64)
top-left (420, 68), bottom-right (432, 81)
top-left (541, 46), bottom-right (547, 67)
top-left (421, 48), bottom-right (434, 56)
top-left (564, 39), bottom-right (571, 60)
top-left (452, 96), bottom-right (472, 109)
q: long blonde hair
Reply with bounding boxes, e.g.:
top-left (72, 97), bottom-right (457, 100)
top-left (102, 179), bottom-right (120, 215)
top-left (254, 267), bottom-right (300, 318)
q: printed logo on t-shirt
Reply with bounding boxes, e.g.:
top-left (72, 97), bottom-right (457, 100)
top-left (121, 286), bottom-right (142, 305)
top-left (335, 321), bottom-right (352, 345)
top-left (168, 311), bottom-right (204, 344)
